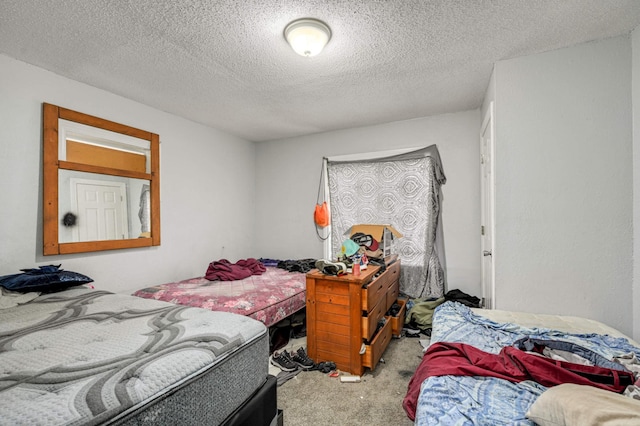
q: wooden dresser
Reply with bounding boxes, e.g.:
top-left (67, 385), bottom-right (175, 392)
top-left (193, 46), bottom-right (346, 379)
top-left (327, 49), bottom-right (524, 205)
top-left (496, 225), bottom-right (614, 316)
top-left (305, 259), bottom-right (401, 375)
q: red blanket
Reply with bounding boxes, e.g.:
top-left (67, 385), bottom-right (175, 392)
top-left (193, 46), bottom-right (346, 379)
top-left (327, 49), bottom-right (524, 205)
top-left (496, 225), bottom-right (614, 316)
top-left (205, 258), bottom-right (266, 281)
top-left (403, 341), bottom-right (634, 421)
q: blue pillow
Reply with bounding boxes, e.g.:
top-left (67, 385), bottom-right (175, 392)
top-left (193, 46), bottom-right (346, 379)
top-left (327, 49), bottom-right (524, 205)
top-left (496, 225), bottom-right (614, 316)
top-left (0, 265), bottom-right (93, 293)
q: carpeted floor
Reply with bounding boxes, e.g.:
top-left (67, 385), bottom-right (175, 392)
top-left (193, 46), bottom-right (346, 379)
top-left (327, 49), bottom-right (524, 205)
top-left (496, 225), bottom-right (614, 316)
top-left (274, 336), bottom-right (425, 426)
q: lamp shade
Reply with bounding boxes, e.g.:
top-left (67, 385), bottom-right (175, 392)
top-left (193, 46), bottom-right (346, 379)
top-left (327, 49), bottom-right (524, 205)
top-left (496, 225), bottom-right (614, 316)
top-left (284, 18), bottom-right (331, 57)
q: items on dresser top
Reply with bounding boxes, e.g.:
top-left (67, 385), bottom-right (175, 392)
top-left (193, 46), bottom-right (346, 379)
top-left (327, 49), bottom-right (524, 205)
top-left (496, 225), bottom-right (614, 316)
top-left (345, 224), bottom-right (403, 258)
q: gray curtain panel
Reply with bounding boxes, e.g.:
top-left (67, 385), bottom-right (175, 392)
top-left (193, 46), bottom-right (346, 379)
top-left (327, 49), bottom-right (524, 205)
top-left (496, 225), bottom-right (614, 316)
top-left (138, 183), bottom-right (151, 234)
top-left (327, 146), bottom-right (447, 298)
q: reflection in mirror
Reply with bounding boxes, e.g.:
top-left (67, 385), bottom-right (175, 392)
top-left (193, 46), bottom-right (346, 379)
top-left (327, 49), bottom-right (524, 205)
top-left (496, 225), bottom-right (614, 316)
top-left (58, 170), bottom-right (151, 243)
top-left (43, 103), bottom-right (160, 255)
top-left (58, 118), bottom-right (152, 173)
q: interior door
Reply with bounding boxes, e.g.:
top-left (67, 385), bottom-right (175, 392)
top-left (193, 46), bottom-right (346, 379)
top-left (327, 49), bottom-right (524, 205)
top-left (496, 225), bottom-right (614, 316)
top-left (480, 102), bottom-right (495, 309)
top-left (72, 179), bottom-right (129, 241)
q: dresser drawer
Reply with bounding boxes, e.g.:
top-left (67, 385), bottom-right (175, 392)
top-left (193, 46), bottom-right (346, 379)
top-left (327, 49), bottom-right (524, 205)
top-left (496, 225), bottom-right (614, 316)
top-left (385, 261), bottom-right (401, 287)
top-left (386, 278), bottom-right (399, 312)
top-left (361, 297), bottom-right (386, 341)
top-left (361, 273), bottom-right (385, 313)
top-left (361, 318), bottom-right (392, 370)
top-left (388, 298), bottom-right (406, 337)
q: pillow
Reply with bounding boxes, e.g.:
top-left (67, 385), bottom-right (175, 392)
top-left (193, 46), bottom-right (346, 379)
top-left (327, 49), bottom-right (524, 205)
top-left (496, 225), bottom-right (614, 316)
top-left (0, 265), bottom-right (93, 293)
top-left (526, 383), bottom-right (640, 426)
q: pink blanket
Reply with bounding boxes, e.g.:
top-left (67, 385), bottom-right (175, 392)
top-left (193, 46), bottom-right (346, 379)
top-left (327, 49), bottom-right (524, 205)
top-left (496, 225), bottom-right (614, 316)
top-left (132, 266), bottom-right (306, 327)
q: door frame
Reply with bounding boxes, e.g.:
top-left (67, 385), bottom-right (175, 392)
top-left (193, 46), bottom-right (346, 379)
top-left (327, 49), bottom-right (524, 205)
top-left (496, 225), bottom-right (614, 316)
top-left (480, 102), bottom-right (496, 309)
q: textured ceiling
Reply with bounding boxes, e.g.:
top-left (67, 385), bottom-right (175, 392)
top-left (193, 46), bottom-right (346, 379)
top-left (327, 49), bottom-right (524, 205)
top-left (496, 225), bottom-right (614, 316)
top-left (2, 1), bottom-right (640, 142)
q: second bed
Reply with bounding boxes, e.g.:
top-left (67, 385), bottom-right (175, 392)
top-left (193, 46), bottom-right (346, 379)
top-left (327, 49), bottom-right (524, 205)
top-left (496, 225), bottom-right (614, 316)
top-left (404, 302), bottom-right (640, 425)
top-left (133, 266), bottom-right (306, 327)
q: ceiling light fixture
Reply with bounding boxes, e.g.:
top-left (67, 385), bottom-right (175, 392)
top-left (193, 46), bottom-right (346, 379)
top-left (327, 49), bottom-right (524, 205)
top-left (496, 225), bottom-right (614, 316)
top-left (284, 18), bottom-right (331, 57)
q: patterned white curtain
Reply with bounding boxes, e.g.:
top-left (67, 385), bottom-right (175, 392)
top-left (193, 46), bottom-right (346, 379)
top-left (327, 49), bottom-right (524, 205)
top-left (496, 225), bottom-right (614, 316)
top-left (327, 146), bottom-right (447, 298)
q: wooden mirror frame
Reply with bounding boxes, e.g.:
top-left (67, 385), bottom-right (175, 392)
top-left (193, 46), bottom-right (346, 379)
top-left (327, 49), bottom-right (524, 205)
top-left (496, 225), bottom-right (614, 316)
top-left (43, 103), bottom-right (160, 255)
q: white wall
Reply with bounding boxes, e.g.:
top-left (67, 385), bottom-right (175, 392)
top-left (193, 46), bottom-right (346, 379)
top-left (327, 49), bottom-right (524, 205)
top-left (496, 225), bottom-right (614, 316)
top-left (633, 26), bottom-right (640, 343)
top-left (0, 54), bottom-right (256, 294)
top-left (492, 36), bottom-right (634, 336)
top-left (3, 34), bottom-right (636, 339)
top-left (254, 111), bottom-right (482, 298)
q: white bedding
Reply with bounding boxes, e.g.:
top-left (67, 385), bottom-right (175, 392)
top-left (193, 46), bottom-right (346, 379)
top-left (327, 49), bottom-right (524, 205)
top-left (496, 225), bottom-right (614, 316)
top-left (472, 308), bottom-right (637, 345)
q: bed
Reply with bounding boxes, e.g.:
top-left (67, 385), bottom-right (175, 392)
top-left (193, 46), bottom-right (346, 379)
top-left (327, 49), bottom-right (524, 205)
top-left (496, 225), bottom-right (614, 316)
top-left (132, 266), bottom-right (307, 328)
top-left (0, 286), bottom-right (279, 426)
top-left (404, 301), bottom-right (640, 425)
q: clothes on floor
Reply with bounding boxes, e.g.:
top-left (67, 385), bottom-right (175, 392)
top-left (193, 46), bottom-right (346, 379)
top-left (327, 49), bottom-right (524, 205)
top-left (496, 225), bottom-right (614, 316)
top-left (444, 289), bottom-right (482, 308)
top-left (405, 297), bottom-right (445, 330)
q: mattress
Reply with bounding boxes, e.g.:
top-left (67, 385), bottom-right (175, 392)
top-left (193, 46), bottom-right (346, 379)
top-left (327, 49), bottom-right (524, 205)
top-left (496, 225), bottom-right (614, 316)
top-left (0, 287), bottom-right (269, 426)
top-left (407, 302), bottom-right (640, 425)
top-left (132, 266), bottom-right (306, 327)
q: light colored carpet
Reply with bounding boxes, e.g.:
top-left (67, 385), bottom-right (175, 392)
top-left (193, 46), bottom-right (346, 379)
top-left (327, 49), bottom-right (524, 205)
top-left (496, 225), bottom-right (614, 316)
top-left (274, 336), bottom-right (425, 426)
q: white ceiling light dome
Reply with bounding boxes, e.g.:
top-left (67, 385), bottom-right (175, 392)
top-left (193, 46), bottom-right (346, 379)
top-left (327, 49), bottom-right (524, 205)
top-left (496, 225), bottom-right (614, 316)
top-left (284, 18), bottom-right (331, 57)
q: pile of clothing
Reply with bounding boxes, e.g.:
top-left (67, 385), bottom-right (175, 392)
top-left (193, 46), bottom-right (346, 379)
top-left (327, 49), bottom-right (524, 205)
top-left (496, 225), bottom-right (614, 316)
top-left (404, 289), bottom-right (482, 336)
top-left (205, 258), bottom-right (319, 281)
top-left (204, 258), bottom-right (265, 281)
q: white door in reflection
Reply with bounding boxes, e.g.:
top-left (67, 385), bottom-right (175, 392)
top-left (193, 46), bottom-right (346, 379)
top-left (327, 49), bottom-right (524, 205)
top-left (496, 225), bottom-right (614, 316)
top-left (71, 178), bottom-right (129, 241)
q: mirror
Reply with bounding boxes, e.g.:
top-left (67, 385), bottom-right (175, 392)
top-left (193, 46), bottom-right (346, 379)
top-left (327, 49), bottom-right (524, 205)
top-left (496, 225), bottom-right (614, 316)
top-left (58, 170), bottom-right (151, 243)
top-left (43, 103), bottom-right (160, 255)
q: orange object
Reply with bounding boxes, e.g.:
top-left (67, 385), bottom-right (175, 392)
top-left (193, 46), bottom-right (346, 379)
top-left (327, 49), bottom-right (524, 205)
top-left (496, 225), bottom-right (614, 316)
top-left (314, 201), bottom-right (330, 228)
